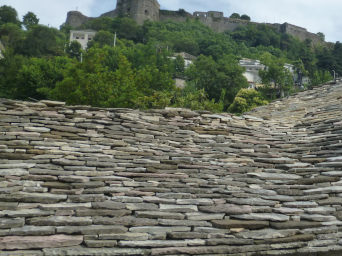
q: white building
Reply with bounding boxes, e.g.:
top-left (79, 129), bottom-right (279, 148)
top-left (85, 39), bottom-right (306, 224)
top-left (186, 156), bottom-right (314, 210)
top-left (171, 52), bottom-right (197, 68)
top-left (284, 63), bottom-right (310, 87)
top-left (170, 52), bottom-right (197, 89)
top-left (69, 30), bottom-right (97, 50)
top-left (239, 58), bottom-right (265, 88)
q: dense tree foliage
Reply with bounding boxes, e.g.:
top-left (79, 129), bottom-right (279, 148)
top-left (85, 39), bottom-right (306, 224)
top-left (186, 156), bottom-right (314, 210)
top-left (0, 5), bottom-right (20, 26)
top-left (23, 12), bottom-right (39, 30)
top-left (0, 5), bottom-right (338, 114)
top-left (228, 89), bottom-right (268, 114)
top-left (186, 55), bottom-right (248, 108)
top-left (259, 53), bottom-right (295, 98)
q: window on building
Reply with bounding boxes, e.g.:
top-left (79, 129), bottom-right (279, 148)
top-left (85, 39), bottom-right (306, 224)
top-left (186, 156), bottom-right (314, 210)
top-left (145, 10), bottom-right (149, 15)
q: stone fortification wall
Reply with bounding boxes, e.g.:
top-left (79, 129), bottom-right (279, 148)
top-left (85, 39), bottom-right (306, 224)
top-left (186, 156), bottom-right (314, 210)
top-left (197, 16), bottom-right (253, 33)
top-left (159, 10), bottom-right (192, 23)
top-left (64, 1), bottom-right (323, 45)
top-left (116, 0), bottom-right (160, 25)
top-left (65, 11), bottom-right (93, 29)
top-left (280, 23), bottom-right (322, 45)
top-left (0, 82), bottom-right (342, 255)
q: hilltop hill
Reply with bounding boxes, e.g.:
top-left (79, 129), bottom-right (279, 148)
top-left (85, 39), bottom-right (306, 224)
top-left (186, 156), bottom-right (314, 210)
top-left (0, 82), bottom-right (341, 255)
top-left (65, 0), bottom-right (323, 45)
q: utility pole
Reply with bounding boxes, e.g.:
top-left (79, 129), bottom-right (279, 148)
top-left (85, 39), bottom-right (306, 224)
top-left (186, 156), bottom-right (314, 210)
top-left (80, 52), bottom-right (83, 63)
top-left (114, 32), bottom-right (117, 47)
top-left (333, 70), bottom-right (336, 83)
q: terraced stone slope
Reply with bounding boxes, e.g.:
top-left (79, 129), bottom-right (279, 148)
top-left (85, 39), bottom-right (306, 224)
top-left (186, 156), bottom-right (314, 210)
top-left (0, 82), bottom-right (341, 256)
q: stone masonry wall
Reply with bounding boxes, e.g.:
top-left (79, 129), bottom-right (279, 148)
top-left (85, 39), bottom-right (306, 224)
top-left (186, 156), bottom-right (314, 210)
top-left (0, 82), bottom-right (342, 255)
top-left (65, 1), bottom-right (323, 45)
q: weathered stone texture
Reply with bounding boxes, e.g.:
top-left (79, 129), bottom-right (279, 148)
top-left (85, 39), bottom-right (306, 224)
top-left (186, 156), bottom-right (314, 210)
top-left (0, 81), bottom-right (341, 255)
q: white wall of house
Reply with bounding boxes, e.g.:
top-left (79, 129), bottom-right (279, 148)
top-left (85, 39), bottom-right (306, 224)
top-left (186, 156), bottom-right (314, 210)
top-left (239, 58), bottom-right (265, 88)
top-left (70, 30), bottom-right (97, 50)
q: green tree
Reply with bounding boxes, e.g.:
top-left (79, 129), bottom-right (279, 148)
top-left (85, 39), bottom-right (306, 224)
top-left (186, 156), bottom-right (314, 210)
top-left (111, 17), bottom-right (140, 42)
top-left (240, 14), bottom-right (251, 21)
top-left (88, 30), bottom-right (114, 48)
top-left (0, 50), bottom-right (27, 98)
top-left (259, 53), bottom-right (294, 99)
top-left (0, 53), bottom-right (71, 100)
top-left (51, 47), bottom-right (142, 108)
top-left (186, 54), bottom-right (248, 108)
top-left (21, 25), bottom-right (65, 57)
top-left (174, 55), bottom-right (185, 77)
top-left (230, 13), bottom-right (240, 19)
top-left (310, 70), bottom-right (332, 87)
top-left (0, 22), bottom-right (25, 50)
top-left (228, 88), bottom-right (268, 114)
top-left (317, 32), bottom-right (325, 42)
top-left (0, 5), bottom-right (20, 26)
top-left (22, 12), bottom-right (39, 30)
top-left (172, 84), bottom-right (224, 112)
top-left (66, 41), bottom-right (82, 60)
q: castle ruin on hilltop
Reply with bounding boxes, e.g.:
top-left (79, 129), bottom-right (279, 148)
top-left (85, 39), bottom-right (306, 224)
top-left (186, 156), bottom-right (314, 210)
top-left (65, 0), bottom-right (323, 45)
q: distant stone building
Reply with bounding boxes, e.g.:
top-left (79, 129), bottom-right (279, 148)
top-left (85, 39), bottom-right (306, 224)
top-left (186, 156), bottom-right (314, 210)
top-left (239, 59), bottom-right (310, 89)
top-left (171, 52), bottom-right (197, 68)
top-left (193, 11), bottom-right (223, 18)
top-left (170, 52), bottom-right (197, 89)
top-left (64, 0), bottom-right (324, 45)
top-left (239, 58), bottom-right (265, 88)
top-left (114, 0), bottom-right (160, 25)
top-left (69, 30), bottom-right (97, 50)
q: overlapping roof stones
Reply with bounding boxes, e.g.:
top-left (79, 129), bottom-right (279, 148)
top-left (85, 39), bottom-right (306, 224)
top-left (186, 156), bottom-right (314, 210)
top-left (0, 82), bottom-right (342, 255)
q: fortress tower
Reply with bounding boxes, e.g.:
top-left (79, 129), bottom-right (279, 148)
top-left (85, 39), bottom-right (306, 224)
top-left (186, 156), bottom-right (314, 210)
top-left (116, 0), bottom-right (160, 25)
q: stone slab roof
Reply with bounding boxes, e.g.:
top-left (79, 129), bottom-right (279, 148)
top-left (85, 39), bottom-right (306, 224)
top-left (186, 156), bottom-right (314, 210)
top-left (0, 82), bottom-right (342, 255)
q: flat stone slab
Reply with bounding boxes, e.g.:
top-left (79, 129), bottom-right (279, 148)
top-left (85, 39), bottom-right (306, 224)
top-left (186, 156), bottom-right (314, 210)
top-left (43, 247), bottom-right (150, 256)
top-left (199, 204), bottom-right (252, 214)
top-left (40, 100), bottom-right (66, 107)
top-left (300, 214), bottom-right (337, 222)
top-left (27, 216), bottom-right (92, 226)
top-left (304, 186), bottom-right (342, 194)
top-left (248, 172), bottom-right (301, 180)
top-left (231, 213), bottom-right (290, 222)
top-left (0, 163), bottom-right (35, 169)
top-left (0, 235), bottom-right (83, 249)
top-left (0, 218), bottom-right (24, 229)
top-left (0, 169), bottom-right (29, 176)
top-left (185, 212), bottom-right (225, 221)
top-left (255, 157), bottom-right (296, 164)
top-left (129, 226), bottom-right (191, 233)
top-left (321, 171), bottom-right (342, 177)
top-left (226, 198), bottom-right (277, 206)
top-left (159, 204), bottom-right (198, 212)
top-left (211, 219), bottom-right (269, 230)
top-left (327, 156), bottom-right (342, 162)
top-left (236, 228), bottom-right (298, 239)
top-left (274, 207), bottom-right (304, 215)
top-left (270, 221), bottom-right (323, 229)
top-left (284, 201), bottom-right (318, 208)
top-left (0, 192), bottom-right (67, 203)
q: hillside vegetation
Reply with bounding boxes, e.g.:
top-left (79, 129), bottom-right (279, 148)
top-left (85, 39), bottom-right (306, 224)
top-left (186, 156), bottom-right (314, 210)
top-left (0, 5), bottom-right (341, 113)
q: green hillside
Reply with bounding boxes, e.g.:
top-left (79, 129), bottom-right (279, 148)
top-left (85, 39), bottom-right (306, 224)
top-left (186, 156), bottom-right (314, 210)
top-left (0, 5), bottom-right (340, 113)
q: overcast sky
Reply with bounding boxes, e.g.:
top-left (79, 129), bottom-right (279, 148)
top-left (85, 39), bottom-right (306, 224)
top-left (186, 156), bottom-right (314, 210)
top-left (1, 0), bottom-right (341, 42)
